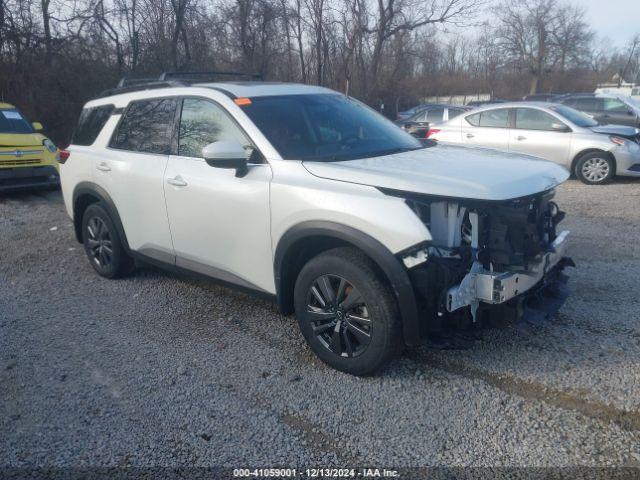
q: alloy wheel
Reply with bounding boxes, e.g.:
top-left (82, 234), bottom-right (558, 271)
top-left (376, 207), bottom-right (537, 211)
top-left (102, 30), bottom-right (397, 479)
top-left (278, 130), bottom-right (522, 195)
top-left (305, 274), bottom-right (372, 358)
top-left (581, 157), bottom-right (610, 183)
top-left (86, 217), bottom-right (113, 268)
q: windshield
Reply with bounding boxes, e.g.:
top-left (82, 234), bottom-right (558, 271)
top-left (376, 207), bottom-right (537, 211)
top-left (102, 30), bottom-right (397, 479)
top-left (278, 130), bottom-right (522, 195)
top-left (0, 109), bottom-right (34, 134)
top-left (549, 105), bottom-right (598, 127)
top-left (240, 94), bottom-right (423, 161)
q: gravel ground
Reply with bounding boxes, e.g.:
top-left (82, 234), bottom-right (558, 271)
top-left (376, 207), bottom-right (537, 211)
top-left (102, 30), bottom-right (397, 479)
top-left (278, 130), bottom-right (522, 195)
top-left (1, 180), bottom-right (640, 470)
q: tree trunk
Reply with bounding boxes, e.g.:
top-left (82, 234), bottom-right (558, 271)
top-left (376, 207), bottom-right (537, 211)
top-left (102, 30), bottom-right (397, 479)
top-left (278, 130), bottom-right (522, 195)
top-left (42, 0), bottom-right (52, 67)
top-left (529, 75), bottom-right (539, 95)
top-left (295, 0), bottom-right (306, 82)
top-left (0, 0), bottom-right (5, 51)
top-left (280, 0), bottom-right (294, 81)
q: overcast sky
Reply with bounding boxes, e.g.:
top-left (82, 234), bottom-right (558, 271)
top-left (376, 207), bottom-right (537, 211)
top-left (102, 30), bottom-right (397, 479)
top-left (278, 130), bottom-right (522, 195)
top-left (468, 0), bottom-right (639, 49)
top-left (582, 0), bottom-right (640, 47)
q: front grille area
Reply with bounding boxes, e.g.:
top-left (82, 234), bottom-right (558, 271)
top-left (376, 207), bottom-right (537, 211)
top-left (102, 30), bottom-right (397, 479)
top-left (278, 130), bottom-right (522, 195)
top-left (0, 158), bottom-right (41, 167)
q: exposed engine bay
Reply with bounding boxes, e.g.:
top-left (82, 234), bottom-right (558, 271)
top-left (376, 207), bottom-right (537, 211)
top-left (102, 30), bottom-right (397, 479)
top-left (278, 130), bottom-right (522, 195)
top-left (394, 189), bottom-right (574, 339)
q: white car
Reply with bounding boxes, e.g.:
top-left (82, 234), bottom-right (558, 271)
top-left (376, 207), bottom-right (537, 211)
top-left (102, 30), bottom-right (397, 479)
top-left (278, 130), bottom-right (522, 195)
top-left (59, 76), bottom-right (573, 375)
top-left (428, 101), bottom-right (640, 184)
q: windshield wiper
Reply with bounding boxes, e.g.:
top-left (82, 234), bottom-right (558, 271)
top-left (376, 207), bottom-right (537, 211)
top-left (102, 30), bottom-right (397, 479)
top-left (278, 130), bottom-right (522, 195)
top-left (305, 146), bottom-right (423, 163)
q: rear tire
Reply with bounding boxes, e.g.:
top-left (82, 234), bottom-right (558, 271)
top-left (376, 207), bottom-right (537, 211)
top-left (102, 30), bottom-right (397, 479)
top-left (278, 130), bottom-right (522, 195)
top-left (293, 247), bottom-right (402, 375)
top-left (82, 203), bottom-right (132, 278)
top-left (575, 152), bottom-right (614, 185)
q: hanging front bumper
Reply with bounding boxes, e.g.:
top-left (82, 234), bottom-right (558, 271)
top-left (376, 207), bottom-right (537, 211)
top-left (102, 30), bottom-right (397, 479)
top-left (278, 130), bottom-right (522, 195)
top-left (446, 230), bottom-right (571, 312)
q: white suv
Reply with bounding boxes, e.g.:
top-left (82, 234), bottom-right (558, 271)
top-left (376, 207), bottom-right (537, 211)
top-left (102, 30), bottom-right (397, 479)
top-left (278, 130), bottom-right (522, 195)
top-left (59, 77), bottom-right (573, 375)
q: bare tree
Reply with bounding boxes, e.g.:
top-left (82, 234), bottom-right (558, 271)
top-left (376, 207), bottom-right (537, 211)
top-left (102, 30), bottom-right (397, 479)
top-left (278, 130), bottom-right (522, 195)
top-left (550, 3), bottom-right (592, 73)
top-left (619, 33), bottom-right (640, 85)
top-left (170, 0), bottom-right (191, 69)
top-left (363, 0), bottom-right (482, 98)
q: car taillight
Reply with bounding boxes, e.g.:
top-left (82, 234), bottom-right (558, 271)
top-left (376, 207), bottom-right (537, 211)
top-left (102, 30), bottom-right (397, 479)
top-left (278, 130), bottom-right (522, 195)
top-left (58, 150), bottom-right (70, 164)
top-left (426, 128), bottom-right (440, 139)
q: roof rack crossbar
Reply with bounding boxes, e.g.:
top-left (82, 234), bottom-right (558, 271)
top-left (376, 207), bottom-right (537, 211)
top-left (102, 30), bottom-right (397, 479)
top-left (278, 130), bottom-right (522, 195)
top-left (116, 76), bottom-right (158, 88)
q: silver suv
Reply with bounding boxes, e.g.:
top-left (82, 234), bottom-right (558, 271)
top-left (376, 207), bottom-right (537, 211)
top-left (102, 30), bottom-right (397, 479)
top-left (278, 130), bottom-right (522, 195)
top-left (558, 94), bottom-right (640, 128)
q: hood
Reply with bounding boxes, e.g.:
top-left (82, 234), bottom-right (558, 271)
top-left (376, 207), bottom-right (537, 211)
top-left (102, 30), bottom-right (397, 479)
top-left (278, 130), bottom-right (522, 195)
top-left (590, 124), bottom-right (640, 139)
top-left (0, 133), bottom-right (46, 147)
top-left (302, 144), bottom-right (569, 201)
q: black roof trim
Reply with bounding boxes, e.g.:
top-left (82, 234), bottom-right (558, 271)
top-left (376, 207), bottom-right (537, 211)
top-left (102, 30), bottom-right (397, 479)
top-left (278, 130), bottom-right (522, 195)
top-left (96, 71), bottom-right (262, 99)
top-left (98, 81), bottom-right (188, 98)
top-left (159, 71), bottom-right (262, 82)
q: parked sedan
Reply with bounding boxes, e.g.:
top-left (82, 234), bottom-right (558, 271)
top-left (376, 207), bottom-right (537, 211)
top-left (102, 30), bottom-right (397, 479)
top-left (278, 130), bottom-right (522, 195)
top-left (395, 104), bottom-right (469, 137)
top-left (428, 102), bottom-right (640, 184)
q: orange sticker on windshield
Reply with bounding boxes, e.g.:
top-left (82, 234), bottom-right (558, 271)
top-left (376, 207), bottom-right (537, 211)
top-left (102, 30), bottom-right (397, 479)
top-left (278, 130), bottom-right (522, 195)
top-left (234, 98), bottom-right (252, 106)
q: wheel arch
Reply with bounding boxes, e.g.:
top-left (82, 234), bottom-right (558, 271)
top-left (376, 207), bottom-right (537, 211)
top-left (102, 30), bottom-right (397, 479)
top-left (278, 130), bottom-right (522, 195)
top-left (72, 182), bottom-right (130, 252)
top-left (570, 149), bottom-right (616, 177)
top-left (274, 221), bottom-right (421, 346)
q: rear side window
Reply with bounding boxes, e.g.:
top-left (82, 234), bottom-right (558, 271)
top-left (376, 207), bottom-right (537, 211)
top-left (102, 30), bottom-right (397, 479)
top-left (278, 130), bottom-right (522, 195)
top-left (110, 98), bottom-right (178, 154)
top-left (71, 105), bottom-right (114, 146)
top-left (467, 109), bottom-right (509, 128)
top-left (426, 108), bottom-right (444, 122)
top-left (479, 109), bottom-right (509, 128)
top-left (448, 108), bottom-right (465, 119)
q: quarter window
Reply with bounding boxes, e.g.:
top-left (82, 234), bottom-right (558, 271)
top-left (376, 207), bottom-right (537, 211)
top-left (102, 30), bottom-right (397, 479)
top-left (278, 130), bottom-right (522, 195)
top-left (110, 98), bottom-right (178, 154)
top-left (515, 108), bottom-right (563, 131)
top-left (72, 105), bottom-right (114, 146)
top-left (465, 112), bottom-right (481, 126)
top-left (178, 99), bottom-right (252, 158)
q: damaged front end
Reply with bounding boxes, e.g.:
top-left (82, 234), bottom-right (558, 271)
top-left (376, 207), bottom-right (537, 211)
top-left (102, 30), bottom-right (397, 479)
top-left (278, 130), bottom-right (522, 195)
top-left (391, 188), bottom-right (575, 339)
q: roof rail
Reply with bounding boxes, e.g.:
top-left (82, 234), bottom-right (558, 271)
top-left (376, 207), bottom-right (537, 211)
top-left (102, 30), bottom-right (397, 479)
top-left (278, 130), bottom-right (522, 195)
top-left (100, 70), bottom-right (262, 98)
top-left (159, 70), bottom-right (263, 82)
top-left (98, 80), bottom-right (188, 98)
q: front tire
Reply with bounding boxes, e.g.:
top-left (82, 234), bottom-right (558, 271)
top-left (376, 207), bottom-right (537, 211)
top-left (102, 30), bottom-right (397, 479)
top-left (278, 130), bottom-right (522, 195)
top-left (82, 203), bottom-right (132, 278)
top-left (293, 247), bottom-right (402, 375)
top-left (575, 152), bottom-right (614, 185)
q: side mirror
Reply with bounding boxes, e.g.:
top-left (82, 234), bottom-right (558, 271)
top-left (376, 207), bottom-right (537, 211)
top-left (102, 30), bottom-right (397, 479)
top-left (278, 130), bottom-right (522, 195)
top-left (202, 141), bottom-right (248, 177)
top-left (551, 123), bottom-right (570, 132)
top-left (32, 122), bottom-right (43, 131)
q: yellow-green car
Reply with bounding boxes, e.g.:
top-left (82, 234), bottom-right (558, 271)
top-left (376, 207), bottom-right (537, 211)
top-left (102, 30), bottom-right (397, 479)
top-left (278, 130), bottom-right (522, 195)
top-left (0, 102), bottom-right (60, 192)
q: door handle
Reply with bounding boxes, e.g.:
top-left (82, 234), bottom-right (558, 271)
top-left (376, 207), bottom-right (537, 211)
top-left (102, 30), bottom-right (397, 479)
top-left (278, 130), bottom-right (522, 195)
top-left (167, 176), bottom-right (188, 187)
top-left (516, 136), bottom-right (526, 141)
top-left (466, 133), bottom-right (475, 139)
top-left (96, 162), bottom-right (111, 172)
